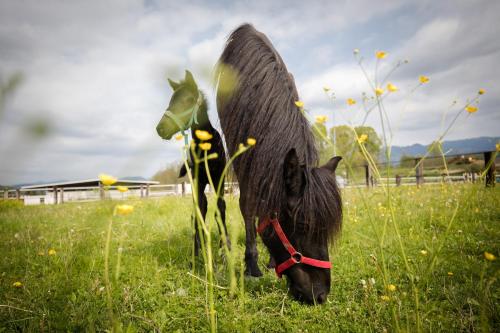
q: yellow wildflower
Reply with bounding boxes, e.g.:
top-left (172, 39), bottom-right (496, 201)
top-left (323, 86), bottom-right (331, 92)
top-left (358, 134), bottom-right (368, 144)
top-left (247, 138), bottom-right (256, 146)
top-left (238, 143), bottom-right (246, 153)
top-left (12, 281), bottom-right (22, 288)
top-left (353, 48), bottom-right (360, 55)
top-left (420, 250), bottom-right (428, 256)
top-left (195, 130), bottom-right (212, 141)
top-left (380, 295), bottom-right (390, 302)
top-left (419, 75), bottom-right (430, 84)
top-left (315, 115), bottom-right (328, 124)
top-left (387, 284), bottom-right (397, 292)
top-left (387, 83), bottom-right (398, 92)
top-left (294, 101), bottom-right (304, 108)
top-left (347, 98), bottom-right (356, 106)
top-left (199, 142), bottom-right (212, 151)
top-left (447, 272), bottom-right (453, 276)
top-left (484, 252), bottom-right (497, 261)
top-left (496, 143), bottom-right (500, 152)
top-left (48, 249), bottom-right (56, 256)
top-left (465, 105), bottom-right (478, 113)
top-left (115, 204), bottom-right (134, 216)
top-left (117, 186), bottom-right (128, 193)
top-left (174, 133), bottom-right (184, 141)
top-left (375, 51), bottom-right (387, 59)
top-left (375, 87), bottom-right (384, 96)
top-left (478, 89), bottom-right (485, 95)
top-left (99, 173), bottom-right (117, 186)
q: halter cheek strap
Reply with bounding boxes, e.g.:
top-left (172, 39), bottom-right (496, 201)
top-left (164, 90), bottom-right (203, 133)
top-left (257, 216), bottom-right (332, 278)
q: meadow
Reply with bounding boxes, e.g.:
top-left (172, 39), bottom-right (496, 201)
top-left (0, 184), bottom-right (498, 332)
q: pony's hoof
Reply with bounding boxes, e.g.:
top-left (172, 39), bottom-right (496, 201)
top-left (245, 267), bottom-right (263, 277)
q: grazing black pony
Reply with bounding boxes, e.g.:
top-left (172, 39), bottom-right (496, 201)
top-left (156, 70), bottom-right (228, 256)
top-left (216, 24), bottom-right (342, 304)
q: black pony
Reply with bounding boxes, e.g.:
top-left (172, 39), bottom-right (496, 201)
top-left (156, 70), bottom-right (229, 256)
top-left (216, 24), bottom-right (342, 304)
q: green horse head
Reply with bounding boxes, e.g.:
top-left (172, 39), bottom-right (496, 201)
top-left (156, 70), bottom-right (205, 140)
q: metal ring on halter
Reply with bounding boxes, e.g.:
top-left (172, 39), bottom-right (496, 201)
top-left (291, 252), bottom-right (303, 263)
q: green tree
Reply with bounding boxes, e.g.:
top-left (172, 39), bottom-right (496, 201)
top-left (152, 162), bottom-right (186, 184)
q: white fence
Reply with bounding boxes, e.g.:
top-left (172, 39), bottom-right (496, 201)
top-left (1, 183), bottom-right (240, 205)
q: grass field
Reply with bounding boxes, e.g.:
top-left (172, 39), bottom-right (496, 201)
top-left (0, 184), bottom-right (499, 332)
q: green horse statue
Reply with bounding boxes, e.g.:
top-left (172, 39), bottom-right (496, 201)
top-left (156, 70), bottom-right (229, 256)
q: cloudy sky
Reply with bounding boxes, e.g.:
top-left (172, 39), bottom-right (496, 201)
top-left (0, 0), bottom-right (498, 185)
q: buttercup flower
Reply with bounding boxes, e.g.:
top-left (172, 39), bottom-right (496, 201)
top-left (195, 130), bottom-right (212, 141)
top-left (387, 83), bottom-right (398, 92)
top-left (358, 134), bottom-right (368, 144)
top-left (117, 186), bottom-right (128, 193)
top-left (496, 143), bottom-right (500, 152)
top-left (199, 142), bottom-right (212, 151)
top-left (375, 87), bottom-right (384, 96)
top-left (387, 284), bottom-right (397, 292)
top-left (484, 252), bottom-right (497, 261)
top-left (115, 204), bottom-right (134, 216)
top-left (375, 51), bottom-right (387, 59)
top-left (478, 89), bottom-right (485, 95)
top-left (323, 86), bottom-right (331, 92)
top-left (294, 101), bottom-right (304, 108)
top-left (315, 115), bottom-right (328, 124)
top-left (247, 138), bottom-right (256, 146)
top-left (347, 98), bottom-right (356, 106)
top-left (48, 249), bottom-right (56, 256)
top-left (465, 105), bottom-right (478, 113)
top-left (420, 250), bottom-right (428, 256)
top-left (99, 174), bottom-right (117, 186)
top-left (175, 133), bottom-right (184, 141)
top-left (448, 272), bottom-right (454, 276)
top-left (380, 295), bottom-right (390, 302)
top-left (419, 75), bottom-right (430, 84)
top-left (12, 281), bottom-right (22, 288)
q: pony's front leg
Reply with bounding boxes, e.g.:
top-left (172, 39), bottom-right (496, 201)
top-left (216, 196), bottom-right (231, 250)
top-left (194, 187), bottom-right (208, 257)
top-left (243, 215), bottom-right (262, 277)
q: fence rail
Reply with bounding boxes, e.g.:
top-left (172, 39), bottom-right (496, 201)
top-left (1, 151), bottom-right (496, 205)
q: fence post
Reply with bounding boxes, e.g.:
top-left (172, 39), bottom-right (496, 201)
top-left (99, 182), bottom-right (105, 200)
top-left (395, 174), bottom-right (402, 187)
top-left (484, 151), bottom-right (496, 187)
top-left (53, 186), bottom-right (58, 204)
top-left (146, 184), bottom-right (150, 197)
top-left (415, 158), bottom-right (424, 186)
top-left (182, 182), bottom-right (185, 197)
top-left (16, 189), bottom-right (20, 200)
top-left (364, 164), bottom-right (371, 188)
top-left (60, 188), bottom-right (64, 203)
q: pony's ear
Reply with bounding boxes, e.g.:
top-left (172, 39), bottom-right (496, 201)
top-left (168, 78), bottom-right (180, 90)
top-left (283, 148), bottom-right (305, 197)
top-left (184, 70), bottom-right (197, 91)
top-left (321, 156), bottom-right (342, 173)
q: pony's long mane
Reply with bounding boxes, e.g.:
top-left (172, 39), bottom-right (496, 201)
top-left (216, 24), bottom-right (341, 239)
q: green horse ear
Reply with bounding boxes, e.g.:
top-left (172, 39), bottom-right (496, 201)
top-left (184, 70), bottom-right (198, 91)
top-left (168, 78), bottom-right (180, 90)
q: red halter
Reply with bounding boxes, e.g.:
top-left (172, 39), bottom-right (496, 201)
top-left (257, 215), bottom-right (332, 278)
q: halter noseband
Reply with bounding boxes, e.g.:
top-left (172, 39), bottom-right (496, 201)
top-left (164, 90), bottom-right (203, 133)
top-left (257, 214), bottom-right (332, 278)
